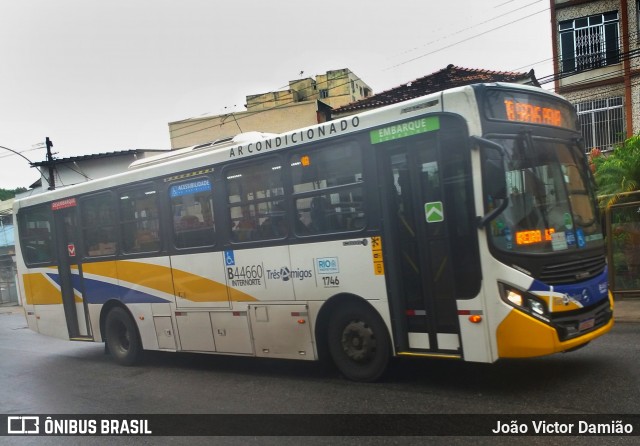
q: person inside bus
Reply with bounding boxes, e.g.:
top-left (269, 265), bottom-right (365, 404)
top-left (310, 196), bottom-right (337, 233)
top-left (233, 206), bottom-right (257, 241)
top-left (258, 203), bottom-right (287, 238)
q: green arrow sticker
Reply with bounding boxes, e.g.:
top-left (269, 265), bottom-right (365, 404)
top-left (425, 201), bottom-right (444, 223)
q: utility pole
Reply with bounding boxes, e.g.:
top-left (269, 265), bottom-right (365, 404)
top-left (45, 137), bottom-right (55, 190)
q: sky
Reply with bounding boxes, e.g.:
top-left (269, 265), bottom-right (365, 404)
top-left (0, 0), bottom-right (554, 190)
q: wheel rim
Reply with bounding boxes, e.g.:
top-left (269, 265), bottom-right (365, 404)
top-left (340, 320), bottom-right (377, 363)
top-left (113, 320), bottom-right (130, 353)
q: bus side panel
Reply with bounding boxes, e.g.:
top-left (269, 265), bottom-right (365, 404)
top-left (170, 252), bottom-right (231, 309)
top-left (81, 261), bottom-right (121, 304)
top-left (82, 261), bottom-right (120, 341)
top-left (83, 258), bottom-right (176, 347)
top-left (475, 260), bottom-right (529, 363)
top-left (455, 295), bottom-right (492, 362)
top-left (23, 269), bottom-right (62, 305)
top-left (115, 258), bottom-right (176, 305)
top-left (21, 269), bottom-right (70, 340)
top-left (289, 238), bottom-right (387, 302)
top-left (224, 246), bottom-right (293, 302)
top-left (127, 303), bottom-right (160, 351)
top-left (31, 304), bottom-right (70, 340)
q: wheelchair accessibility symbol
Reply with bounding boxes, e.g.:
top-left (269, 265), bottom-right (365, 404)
top-left (224, 250), bottom-right (235, 266)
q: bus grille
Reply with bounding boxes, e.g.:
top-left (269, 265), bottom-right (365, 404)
top-left (552, 299), bottom-right (612, 341)
top-left (539, 254), bottom-right (606, 285)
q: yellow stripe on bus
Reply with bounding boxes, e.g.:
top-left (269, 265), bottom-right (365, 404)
top-left (116, 261), bottom-right (176, 295)
top-left (173, 268), bottom-right (233, 302)
top-left (22, 273), bottom-right (62, 305)
top-left (83, 259), bottom-right (257, 303)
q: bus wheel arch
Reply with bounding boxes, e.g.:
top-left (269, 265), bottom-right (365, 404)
top-left (101, 301), bottom-right (143, 366)
top-left (316, 294), bottom-right (391, 382)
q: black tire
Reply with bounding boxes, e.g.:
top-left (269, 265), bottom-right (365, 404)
top-left (105, 307), bottom-right (142, 366)
top-left (327, 302), bottom-right (391, 382)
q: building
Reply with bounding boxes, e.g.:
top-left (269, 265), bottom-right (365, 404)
top-left (331, 64), bottom-right (540, 118)
top-left (26, 149), bottom-right (163, 195)
top-left (0, 199), bottom-right (17, 305)
top-left (550, 0), bottom-right (638, 152)
top-left (168, 68), bottom-right (372, 149)
top-left (246, 68), bottom-right (372, 111)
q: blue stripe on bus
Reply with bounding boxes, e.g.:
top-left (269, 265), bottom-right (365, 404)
top-left (528, 266), bottom-right (608, 307)
top-left (46, 273), bottom-right (170, 305)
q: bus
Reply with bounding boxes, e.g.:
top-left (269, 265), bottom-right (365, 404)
top-left (13, 83), bottom-right (613, 382)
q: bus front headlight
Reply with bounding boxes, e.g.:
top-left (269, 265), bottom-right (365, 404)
top-left (499, 283), bottom-right (549, 320)
top-left (527, 299), bottom-right (545, 316)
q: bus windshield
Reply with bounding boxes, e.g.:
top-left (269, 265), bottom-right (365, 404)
top-left (485, 135), bottom-right (604, 254)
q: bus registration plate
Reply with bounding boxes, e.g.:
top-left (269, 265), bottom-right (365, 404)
top-left (578, 317), bottom-right (595, 332)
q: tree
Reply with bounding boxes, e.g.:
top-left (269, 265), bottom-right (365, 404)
top-left (590, 135), bottom-right (640, 207)
top-left (591, 137), bottom-right (640, 292)
top-left (0, 188), bottom-right (27, 201)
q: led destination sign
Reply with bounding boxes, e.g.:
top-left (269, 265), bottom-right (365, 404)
top-left (516, 228), bottom-right (555, 245)
top-left (503, 100), bottom-right (561, 127)
top-left (484, 90), bottom-right (577, 131)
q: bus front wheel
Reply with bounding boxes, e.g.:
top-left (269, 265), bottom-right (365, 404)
top-left (327, 303), bottom-right (391, 382)
top-left (105, 307), bottom-right (142, 366)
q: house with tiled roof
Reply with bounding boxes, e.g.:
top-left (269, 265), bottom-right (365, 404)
top-left (331, 64), bottom-right (540, 118)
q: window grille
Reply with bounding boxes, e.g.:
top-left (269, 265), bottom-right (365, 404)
top-left (559, 12), bottom-right (620, 73)
top-left (575, 97), bottom-right (624, 152)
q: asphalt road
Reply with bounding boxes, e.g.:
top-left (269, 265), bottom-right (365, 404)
top-left (1, 311), bottom-right (638, 445)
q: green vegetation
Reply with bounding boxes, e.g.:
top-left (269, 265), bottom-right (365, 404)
top-left (589, 135), bottom-right (640, 206)
top-left (590, 137), bottom-right (640, 293)
top-left (0, 188), bottom-right (27, 201)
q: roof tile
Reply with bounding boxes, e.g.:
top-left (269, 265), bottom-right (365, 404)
top-left (333, 64), bottom-right (538, 114)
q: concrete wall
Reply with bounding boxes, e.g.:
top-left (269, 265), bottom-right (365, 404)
top-left (554, 0), bottom-right (640, 136)
top-left (168, 100), bottom-right (326, 149)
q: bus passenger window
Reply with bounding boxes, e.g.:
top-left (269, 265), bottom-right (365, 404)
top-left (309, 196), bottom-right (336, 232)
top-left (19, 207), bottom-right (54, 264)
top-left (170, 178), bottom-right (215, 248)
top-left (258, 202), bottom-right (286, 238)
top-left (81, 193), bottom-right (117, 257)
top-left (291, 142), bottom-right (365, 235)
top-left (226, 158), bottom-right (286, 242)
top-left (119, 186), bottom-right (161, 254)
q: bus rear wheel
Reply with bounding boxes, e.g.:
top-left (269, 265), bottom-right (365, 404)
top-left (327, 303), bottom-right (390, 382)
top-left (105, 307), bottom-right (142, 366)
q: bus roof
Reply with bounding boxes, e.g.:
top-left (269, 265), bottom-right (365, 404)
top-left (13, 83), bottom-right (565, 210)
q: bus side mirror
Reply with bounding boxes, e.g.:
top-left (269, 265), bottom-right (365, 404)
top-left (470, 136), bottom-right (509, 228)
top-left (484, 158), bottom-right (507, 200)
top-left (470, 136), bottom-right (508, 200)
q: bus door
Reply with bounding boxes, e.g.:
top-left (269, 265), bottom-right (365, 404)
top-left (378, 117), bottom-right (480, 355)
top-left (53, 204), bottom-right (92, 339)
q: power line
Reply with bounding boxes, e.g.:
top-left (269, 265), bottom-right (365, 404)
top-left (0, 144), bottom-right (49, 187)
top-left (538, 46), bottom-right (640, 94)
top-left (384, 8), bottom-right (549, 71)
top-left (0, 146), bottom-right (43, 161)
top-left (391, 0), bottom-right (544, 61)
top-left (171, 4), bottom-right (555, 142)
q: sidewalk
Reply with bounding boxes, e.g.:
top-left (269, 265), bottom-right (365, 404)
top-left (612, 298), bottom-right (640, 323)
top-left (1, 299), bottom-right (639, 320)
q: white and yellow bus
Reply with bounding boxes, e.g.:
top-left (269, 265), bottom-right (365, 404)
top-left (14, 83), bottom-right (613, 382)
